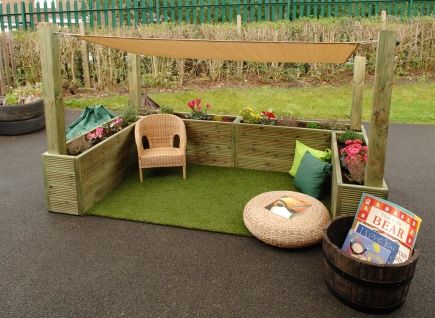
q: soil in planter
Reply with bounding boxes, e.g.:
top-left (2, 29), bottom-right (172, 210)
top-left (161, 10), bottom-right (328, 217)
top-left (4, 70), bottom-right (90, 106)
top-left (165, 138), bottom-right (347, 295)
top-left (175, 112), bottom-right (236, 122)
top-left (276, 118), bottom-right (349, 131)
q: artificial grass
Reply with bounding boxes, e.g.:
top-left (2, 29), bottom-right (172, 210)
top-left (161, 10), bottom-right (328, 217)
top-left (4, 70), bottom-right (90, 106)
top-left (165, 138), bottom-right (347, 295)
top-left (88, 165), bottom-right (331, 236)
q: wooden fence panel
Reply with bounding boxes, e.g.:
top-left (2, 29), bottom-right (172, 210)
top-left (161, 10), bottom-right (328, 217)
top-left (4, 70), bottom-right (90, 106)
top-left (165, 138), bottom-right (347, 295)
top-left (1, 1), bottom-right (434, 31)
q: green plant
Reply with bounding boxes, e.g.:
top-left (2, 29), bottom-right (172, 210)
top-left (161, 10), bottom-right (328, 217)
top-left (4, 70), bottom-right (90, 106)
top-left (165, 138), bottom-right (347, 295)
top-left (160, 105), bottom-right (174, 114)
top-left (239, 107), bottom-right (262, 124)
top-left (338, 130), bottom-right (364, 144)
top-left (120, 106), bottom-right (139, 125)
top-left (239, 107), bottom-right (276, 125)
top-left (306, 122), bottom-right (320, 129)
top-left (3, 93), bottom-right (19, 105)
top-left (2, 83), bottom-right (42, 105)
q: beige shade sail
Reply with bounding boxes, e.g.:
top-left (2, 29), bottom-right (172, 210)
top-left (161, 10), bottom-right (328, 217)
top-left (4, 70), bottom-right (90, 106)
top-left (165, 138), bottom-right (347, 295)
top-left (72, 35), bottom-right (359, 64)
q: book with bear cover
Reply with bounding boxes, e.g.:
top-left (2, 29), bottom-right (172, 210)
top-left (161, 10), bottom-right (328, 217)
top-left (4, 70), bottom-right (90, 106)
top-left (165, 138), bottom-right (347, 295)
top-left (341, 193), bottom-right (422, 264)
top-left (265, 196), bottom-right (312, 219)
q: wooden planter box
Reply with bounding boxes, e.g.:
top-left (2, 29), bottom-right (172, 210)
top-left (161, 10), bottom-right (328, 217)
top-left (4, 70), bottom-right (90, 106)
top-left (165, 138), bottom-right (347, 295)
top-left (331, 131), bottom-right (388, 217)
top-left (43, 122), bottom-right (137, 215)
top-left (178, 113), bottom-right (242, 168)
top-left (235, 122), bottom-right (332, 173)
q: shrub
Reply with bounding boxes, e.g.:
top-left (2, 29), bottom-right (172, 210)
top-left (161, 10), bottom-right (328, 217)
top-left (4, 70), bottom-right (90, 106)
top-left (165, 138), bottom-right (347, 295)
top-left (338, 130), bottom-right (364, 144)
top-left (120, 106), bottom-right (139, 125)
top-left (160, 105), bottom-right (174, 114)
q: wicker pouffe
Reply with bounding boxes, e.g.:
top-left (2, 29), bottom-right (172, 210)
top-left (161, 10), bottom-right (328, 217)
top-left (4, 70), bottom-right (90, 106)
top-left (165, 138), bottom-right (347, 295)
top-left (243, 191), bottom-right (331, 248)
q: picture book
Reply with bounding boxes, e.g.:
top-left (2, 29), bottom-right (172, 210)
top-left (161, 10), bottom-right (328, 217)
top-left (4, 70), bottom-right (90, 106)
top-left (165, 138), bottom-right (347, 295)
top-left (343, 193), bottom-right (422, 264)
top-left (354, 222), bottom-right (399, 264)
top-left (341, 229), bottom-right (392, 264)
top-left (265, 196), bottom-right (312, 219)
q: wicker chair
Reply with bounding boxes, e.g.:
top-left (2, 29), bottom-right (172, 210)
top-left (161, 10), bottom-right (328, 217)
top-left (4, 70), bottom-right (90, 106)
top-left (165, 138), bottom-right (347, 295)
top-left (134, 114), bottom-right (187, 182)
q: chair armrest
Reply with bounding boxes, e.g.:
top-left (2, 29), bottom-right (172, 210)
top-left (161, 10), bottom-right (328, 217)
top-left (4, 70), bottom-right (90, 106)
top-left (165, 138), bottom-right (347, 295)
top-left (134, 126), bottom-right (145, 156)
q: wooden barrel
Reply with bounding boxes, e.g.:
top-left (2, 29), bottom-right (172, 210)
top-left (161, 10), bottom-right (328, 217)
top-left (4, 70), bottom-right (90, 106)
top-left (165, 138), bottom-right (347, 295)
top-left (322, 215), bottom-right (419, 314)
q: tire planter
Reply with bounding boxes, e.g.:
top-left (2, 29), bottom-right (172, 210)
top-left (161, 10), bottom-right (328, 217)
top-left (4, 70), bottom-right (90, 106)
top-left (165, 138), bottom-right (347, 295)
top-left (0, 98), bottom-right (45, 135)
top-left (323, 216), bottom-right (419, 314)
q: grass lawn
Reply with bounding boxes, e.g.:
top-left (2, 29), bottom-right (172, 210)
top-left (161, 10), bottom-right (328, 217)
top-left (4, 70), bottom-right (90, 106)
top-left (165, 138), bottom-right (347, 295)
top-left (65, 81), bottom-right (435, 124)
top-left (88, 165), bottom-right (330, 235)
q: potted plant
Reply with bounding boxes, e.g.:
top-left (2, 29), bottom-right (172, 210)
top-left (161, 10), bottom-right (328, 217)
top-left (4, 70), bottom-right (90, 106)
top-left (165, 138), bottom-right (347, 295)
top-left (0, 84), bottom-right (45, 135)
top-left (330, 130), bottom-right (388, 217)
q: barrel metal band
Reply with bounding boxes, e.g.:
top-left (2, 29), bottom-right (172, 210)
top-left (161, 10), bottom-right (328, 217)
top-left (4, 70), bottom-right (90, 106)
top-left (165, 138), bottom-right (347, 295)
top-left (323, 252), bottom-right (414, 289)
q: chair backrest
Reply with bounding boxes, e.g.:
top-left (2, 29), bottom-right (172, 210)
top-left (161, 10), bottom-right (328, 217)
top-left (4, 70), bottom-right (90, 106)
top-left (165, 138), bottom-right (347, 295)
top-left (135, 114), bottom-right (186, 149)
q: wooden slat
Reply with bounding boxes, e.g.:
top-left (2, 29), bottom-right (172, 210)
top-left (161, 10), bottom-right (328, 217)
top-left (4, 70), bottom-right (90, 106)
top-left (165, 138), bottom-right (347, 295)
top-left (43, 153), bottom-right (79, 215)
top-left (78, 124), bottom-right (137, 212)
top-left (236, 123), bottom-right (331, 172)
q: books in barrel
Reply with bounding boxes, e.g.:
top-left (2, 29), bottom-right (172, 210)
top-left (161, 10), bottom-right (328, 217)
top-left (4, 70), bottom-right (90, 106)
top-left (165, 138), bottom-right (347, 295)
top-left (341, 193), bottom-right (422, 264)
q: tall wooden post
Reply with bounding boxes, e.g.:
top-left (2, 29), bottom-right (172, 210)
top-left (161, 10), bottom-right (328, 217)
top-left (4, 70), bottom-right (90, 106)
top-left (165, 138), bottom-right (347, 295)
top-left (381, 10), bottom-right (387, 29)
top-left (350, 55), bottom-right (366, 131)
top-left (127, 53), bottom-right (141, 111)
top-left (236, 15), bottom-right (243, 77)
top-left (79, 23), bottom-right (91, 88)
top-left (0, 36), bottom-right (6, 95)
top-left (365, 30), bottom-right (396, 187)
top-left (39, 23), bottom-right (66, 155)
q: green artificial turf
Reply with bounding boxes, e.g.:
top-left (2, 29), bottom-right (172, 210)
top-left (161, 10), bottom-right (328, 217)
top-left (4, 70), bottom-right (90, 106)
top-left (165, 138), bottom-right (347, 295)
top-left (88, 165), bottom-right (331, 236)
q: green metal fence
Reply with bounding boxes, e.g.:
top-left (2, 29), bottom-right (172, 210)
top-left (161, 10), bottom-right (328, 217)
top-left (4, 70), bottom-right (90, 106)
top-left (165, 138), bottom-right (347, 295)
top-left (0, 1), bottom-right (433, 31)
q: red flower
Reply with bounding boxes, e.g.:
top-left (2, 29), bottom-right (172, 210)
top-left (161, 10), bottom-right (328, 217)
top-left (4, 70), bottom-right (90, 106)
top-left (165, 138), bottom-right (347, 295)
top-left (187, 100), bottom-right (195, 109)
top-left (261, 111), bottom-right (276, 119)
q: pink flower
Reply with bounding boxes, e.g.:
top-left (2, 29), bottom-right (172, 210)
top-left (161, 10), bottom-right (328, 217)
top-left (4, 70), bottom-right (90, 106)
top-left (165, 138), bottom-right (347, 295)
top-left (95, 127), bottom-right (104, 138)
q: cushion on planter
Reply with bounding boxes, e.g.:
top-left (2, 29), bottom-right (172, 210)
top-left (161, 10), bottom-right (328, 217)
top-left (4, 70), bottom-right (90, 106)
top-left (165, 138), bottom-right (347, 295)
top-left (289, 140), bottom-right (331, 177)
top-left (294, 152), bottom-right (332, 199)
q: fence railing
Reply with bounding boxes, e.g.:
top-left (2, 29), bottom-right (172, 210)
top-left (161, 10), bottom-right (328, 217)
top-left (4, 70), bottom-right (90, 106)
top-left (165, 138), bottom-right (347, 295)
top-left (0, 1), bottom-right (433, 31)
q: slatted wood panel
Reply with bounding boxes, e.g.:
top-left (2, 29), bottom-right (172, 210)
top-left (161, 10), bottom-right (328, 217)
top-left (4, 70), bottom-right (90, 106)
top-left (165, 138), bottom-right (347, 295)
top-left (78, 123), bottom-right (137, 213)
top-left (43, 123), bottom-right (137, 215)
top-left (43, 153), bottom-right (79, 215)
top-left (184, 119), bottom-right (236, 167)
top-left (330, 132), bottom-right (388, 217)
top-left (236, 123), bottom-right (331, 172)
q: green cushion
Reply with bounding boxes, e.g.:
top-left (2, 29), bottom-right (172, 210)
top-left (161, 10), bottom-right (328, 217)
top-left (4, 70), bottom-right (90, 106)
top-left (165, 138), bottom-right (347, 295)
top-left (294, 152), bottom-right (332, 199)
top-left (289, 140), bottom-right (331, 177)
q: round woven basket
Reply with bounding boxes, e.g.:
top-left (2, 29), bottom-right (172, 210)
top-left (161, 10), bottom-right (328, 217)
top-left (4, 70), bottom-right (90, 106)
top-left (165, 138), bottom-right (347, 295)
top-left (243, 191), bottom-right (331, 248)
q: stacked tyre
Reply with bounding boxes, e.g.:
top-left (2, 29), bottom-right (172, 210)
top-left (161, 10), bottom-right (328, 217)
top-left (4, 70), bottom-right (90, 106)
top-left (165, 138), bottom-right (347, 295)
top-left (0, 98), bottom-right (45, 136)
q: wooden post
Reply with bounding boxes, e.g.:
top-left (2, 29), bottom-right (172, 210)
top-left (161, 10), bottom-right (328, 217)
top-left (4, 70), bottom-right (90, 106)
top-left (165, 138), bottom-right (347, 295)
top-left (39, 23), bottom-right (67, 155)
top-left (236, 15), bottom-right (243, 77)
top-left (350, 56), bottom-right (366, 131)
top-left (236, 15), bottom-right (242, 35)
top-left (178, 58), bottom-right (185, 86)
top-left (127, 53), bottom-right (141, 111)
top-left (79, 23), bottom-right (91, 88)
top-left (152, 56), bottom-right (159, 77)
top-left (1, 33), bottom-right (12, 87)
top-left (365, 30), bottom-right (396, 187)
top-left (0, 35), bottom-right (6, 94)
top-left (381, 10), bottom-right (387, 29)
